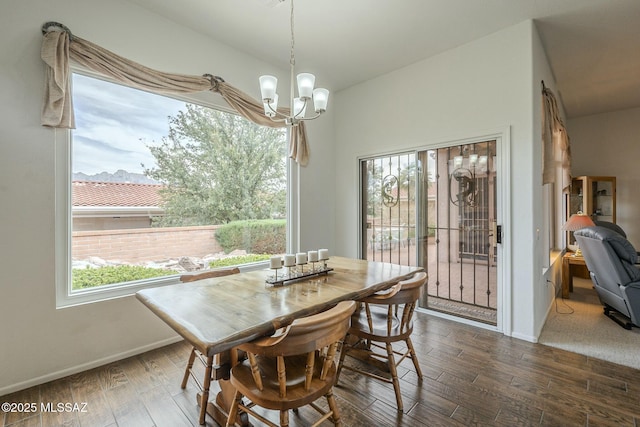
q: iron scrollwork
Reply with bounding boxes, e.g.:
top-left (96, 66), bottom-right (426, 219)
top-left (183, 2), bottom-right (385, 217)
top-left (382, 174), bottom-right (399, 207)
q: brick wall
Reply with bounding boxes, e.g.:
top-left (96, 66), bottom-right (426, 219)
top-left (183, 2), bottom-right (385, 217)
top-left (72, 225), bottom-right (224, 263)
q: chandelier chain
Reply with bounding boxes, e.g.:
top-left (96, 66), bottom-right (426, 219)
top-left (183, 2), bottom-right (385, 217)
top-left (290, 0), bottom-right (295, 69)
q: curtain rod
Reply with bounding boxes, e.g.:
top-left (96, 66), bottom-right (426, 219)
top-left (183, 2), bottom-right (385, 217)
top-left (41, 21), bottom-right (74, 40)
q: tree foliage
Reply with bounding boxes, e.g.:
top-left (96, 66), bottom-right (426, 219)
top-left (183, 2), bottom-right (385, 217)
top-left (144, 104), bottom-right (287, 226)
top-left (215, 219), bottom-right (286, 254)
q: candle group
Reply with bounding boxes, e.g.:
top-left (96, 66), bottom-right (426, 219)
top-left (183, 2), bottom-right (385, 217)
top-left (270, 249), bottom-right (329, 269)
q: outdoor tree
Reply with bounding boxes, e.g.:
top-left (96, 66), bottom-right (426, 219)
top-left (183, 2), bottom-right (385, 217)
top-left (144, 104), bottom-right (287, 226)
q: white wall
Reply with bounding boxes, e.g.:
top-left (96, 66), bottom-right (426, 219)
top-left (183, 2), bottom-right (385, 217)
top-left (532, 22), bottom-right (564, 337)
top-left (0, 0), bottom-right (334, 394)
top-left (333, 20), bottom-right (547, 342)
top-left (568, 108), bottom-right (640, 248)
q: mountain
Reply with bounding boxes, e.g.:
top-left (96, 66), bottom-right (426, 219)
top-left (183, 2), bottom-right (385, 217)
top-left (73, 170), bottom-right (160, 184)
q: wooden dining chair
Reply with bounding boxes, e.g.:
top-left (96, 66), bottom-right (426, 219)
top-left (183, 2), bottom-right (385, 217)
top-left (225, 300), bottom-right (357, 427)
top-left (336, 271), bottom-right (427, 411)
top-left (179, 266), bottom-right (241, 425)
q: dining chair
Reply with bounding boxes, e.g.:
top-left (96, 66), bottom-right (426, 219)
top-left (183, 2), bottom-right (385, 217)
top-left (225, 300), bottom-right (357, 427)
top-left (179, 266), bottom-right (241, 425)
top-left (336, 271), bottom-right (427, 411)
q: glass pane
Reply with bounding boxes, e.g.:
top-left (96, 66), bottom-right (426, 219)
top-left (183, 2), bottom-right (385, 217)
top-left (361, 153), bottom-right (417, 266)
top-left (71, 74), bottom-right (287, 291)
top-left (419, 141), bottom-right (497, 325)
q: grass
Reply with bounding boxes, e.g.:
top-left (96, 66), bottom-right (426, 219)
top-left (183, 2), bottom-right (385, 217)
top-left (72, 254), bottom-right (274, 289)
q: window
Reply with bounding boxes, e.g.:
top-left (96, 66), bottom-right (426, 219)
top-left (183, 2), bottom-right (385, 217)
top-left (545, 132), bottom-right (567, 267)
top-left (56, 73), bottom-right (289, 307)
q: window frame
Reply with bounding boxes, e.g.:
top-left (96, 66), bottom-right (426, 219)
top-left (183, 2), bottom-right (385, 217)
top-left (543, 131), bottom-right (567, 269)
top-left (55, 70), bottom-right (294, 308)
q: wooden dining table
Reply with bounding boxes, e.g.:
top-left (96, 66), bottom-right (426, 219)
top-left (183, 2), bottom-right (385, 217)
top-left (136, 256), bottom-right (424, 426)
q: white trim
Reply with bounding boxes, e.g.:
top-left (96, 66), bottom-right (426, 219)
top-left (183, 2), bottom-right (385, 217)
top-left (55, 128), bottom-right (73, 308)
top-left (497, 127), bottom-right (512, 337)
top-left (417, 307), bottom-right (500, 333)
top-left (288, 156), bottom-right (300, 253)
top-left (0, 336), bottom-right (184, 397)
top-left (511, 331), bottom-right (538, 343)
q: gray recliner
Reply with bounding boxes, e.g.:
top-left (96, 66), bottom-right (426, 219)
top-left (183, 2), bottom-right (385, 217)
top-left (574, 226), bottom-right (640, 329)
top-left (593, 220), bottom-right (627, 238)
top-left (593, 220), bottom-right (640, 258)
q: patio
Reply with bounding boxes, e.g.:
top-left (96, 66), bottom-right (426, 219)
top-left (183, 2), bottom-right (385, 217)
top-left (367, 238), bottom-right (497, 324)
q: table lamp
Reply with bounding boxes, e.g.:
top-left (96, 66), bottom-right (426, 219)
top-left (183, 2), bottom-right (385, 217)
top-left (563, 211), bottom-right (595, 256)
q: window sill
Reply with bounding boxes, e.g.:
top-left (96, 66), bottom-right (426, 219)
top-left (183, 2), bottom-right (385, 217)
top-left (542, 249), bottom-right (563, 276)
top-left (56, 261), bottom-right (270, 309)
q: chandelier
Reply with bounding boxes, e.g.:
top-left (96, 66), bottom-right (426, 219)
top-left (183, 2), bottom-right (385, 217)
top-left (258, 0), bottom-right (329, 126)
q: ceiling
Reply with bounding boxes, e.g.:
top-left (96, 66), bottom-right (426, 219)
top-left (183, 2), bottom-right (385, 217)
top-left (127, 0), bottom-right (640, 119)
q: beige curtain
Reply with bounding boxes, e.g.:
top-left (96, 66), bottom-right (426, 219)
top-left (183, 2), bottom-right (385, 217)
top-left (40, 22), bottom-right (309, 166)
top-left (542, 82), bottom-right (571, 189)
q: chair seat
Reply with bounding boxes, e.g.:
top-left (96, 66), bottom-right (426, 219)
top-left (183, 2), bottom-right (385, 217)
top-left (231, 353), bottom-right (336, 411)
top-left (350, 304), bottom-right (413, 341)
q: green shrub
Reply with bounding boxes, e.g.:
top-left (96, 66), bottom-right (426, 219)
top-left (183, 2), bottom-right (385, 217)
top-left (208, 254), bottom-right (272, 268)
top-left (215, 219), bottom-right (286, 254)
top-left (72, 265), bottom-right (177, 290)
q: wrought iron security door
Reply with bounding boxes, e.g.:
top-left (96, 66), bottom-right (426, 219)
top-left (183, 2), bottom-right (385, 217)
top-left (360, 140), bottom-right (498, 325)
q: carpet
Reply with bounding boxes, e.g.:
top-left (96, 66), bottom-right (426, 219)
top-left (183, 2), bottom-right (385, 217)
top-left (538, 277), bottom-right (640, 369)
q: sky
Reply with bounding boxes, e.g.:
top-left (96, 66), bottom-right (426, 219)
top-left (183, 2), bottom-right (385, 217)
top-left (72, 74), bottom-right (187, 175)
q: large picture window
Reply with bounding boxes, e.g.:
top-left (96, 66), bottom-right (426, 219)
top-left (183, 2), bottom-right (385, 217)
top-left (56, 73), bottom-right (288, 307)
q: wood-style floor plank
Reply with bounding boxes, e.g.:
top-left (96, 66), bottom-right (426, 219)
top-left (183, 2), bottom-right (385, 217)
top-left (2, 313), bottom-right (640, 426)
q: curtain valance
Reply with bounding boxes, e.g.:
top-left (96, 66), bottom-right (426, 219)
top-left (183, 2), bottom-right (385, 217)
top-left (40, 22), bottom-right (309, 165)
top-left (541, 81), bottom-right (571, 189)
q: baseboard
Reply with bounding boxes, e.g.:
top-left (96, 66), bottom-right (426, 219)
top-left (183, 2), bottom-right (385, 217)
top-left (418, 307), bottom-right (500, 333)
top-left (511, 331), bottom-right (538, 343)
top-left (0, 335), bottom-right (183, 397)
top-left (533, 276), bottom-right (561, 343)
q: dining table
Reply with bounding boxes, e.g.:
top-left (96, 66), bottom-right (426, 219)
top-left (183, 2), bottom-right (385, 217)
top-left (136, 256), bottom-right (424, 426)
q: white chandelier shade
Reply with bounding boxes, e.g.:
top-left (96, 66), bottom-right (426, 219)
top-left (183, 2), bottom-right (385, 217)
top-left (258, 0), bottom-right (329, 126)
top-left (260, 72), bottom-right (329, 123)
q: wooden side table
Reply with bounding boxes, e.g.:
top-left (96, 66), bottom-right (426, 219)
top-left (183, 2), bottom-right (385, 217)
top-left (561, 252), bottom-right (588, 298)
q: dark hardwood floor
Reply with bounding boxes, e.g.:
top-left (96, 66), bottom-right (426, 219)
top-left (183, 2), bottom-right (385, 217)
top-left (2, 312), bottom-right (639, 426)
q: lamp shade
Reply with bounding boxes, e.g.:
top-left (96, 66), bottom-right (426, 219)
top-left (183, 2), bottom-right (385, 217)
top-left (293, 97), bottom-right (306, 118)
top-left (563, 212), bottom-right (595, 231)
top-left (259, 75), bottom-right (278, 101)
top-left (296, 73), bottom-right (315, 99)
top-left (312, 88), bottom-right (329, 113)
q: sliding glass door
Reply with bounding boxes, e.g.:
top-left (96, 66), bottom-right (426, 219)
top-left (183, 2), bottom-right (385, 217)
top-left (360, 140), bottom-right (499, 325)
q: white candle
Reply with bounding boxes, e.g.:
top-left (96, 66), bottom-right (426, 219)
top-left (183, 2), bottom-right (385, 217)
top-left (270, 256), bottom-right (282, 269)
top-left (283, 254), bottom-right (296, 267)
top-left (318, 249), bottom-right (329, 260)
top-left (296, 252), bottom-right (307, 265)
top-left (307, 250), bottom-right (318, 262)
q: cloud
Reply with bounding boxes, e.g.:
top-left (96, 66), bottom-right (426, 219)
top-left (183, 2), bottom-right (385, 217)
top-left (72, 74), bottom-right (186, 174)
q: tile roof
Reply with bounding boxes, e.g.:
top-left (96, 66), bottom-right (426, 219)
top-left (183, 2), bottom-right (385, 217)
top-left (72, 181), bottom-right (163, 207)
